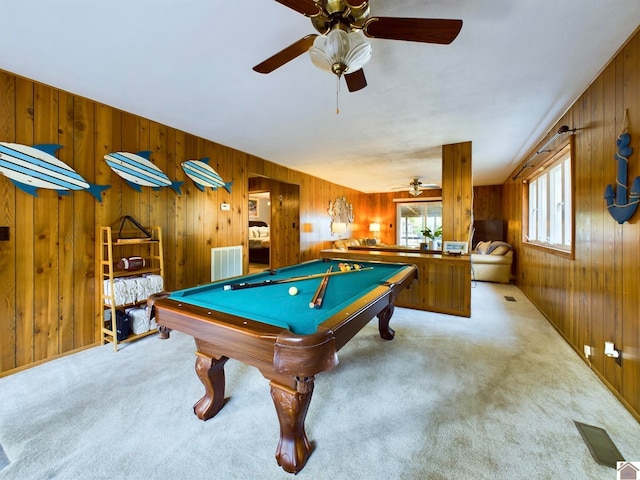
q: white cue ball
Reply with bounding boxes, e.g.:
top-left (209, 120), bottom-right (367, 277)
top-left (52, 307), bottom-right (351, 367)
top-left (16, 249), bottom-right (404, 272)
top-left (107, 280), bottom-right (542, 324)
top-left (288, 286), bottom-right (298, 296)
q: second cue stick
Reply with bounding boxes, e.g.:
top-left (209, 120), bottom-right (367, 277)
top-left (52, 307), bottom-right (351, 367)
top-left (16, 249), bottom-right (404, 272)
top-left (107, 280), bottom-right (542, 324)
top-left (309, 266), bottom-right (332, 309)
top-left (223, 266), bottom-right (372, 290)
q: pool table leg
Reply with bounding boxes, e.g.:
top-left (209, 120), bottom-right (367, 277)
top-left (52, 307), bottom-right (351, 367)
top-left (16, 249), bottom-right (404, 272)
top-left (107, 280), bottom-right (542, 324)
top-left (270, 377), bottom-right (314, 474)
top-left (377, 304), bottom-right (396, 340)
top-left (193, 352), bottom-right (228, 420)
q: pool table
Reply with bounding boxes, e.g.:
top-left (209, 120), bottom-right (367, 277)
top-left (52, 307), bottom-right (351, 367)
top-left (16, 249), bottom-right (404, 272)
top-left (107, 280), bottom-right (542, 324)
top-left (149, 258), bottom-right (417, 473)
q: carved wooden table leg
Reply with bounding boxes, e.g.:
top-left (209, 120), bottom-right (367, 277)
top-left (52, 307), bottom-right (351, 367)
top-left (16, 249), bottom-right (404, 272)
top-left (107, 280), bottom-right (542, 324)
top-left (270, 376), bottom-right (314, 474)
top-left (377, 304), bottom-right (395, 340)
top-left (193, 352), bottom-right (229, 420)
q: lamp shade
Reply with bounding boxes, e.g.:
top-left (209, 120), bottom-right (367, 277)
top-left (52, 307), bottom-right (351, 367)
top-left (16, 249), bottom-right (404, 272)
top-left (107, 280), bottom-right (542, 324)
top-left (331, 222), bottom-right (347, 234)
top-left (369, 223), bottom-right (380, 232)
top-left (309, 29), bottom-right (372, 77)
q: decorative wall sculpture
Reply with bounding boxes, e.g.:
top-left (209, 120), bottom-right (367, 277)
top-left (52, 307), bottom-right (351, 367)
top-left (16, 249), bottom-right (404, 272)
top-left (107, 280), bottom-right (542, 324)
top-left (328, 196), bottom-right (354, 235)
top-left (604, 111), bottom-right (640, 224)
top-left (0, 142), bottom-right (110, 202)
top-left (181, 157), bottom-right (232, 193)
top-left (104, 151), bottom-right (183, 194)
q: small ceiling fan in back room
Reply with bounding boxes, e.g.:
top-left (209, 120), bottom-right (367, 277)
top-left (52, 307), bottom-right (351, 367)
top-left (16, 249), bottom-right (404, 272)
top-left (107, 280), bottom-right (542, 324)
top-left (253, 1), bottom-right (463, 97)
top-left (391, 178), bottom-right (440, 197)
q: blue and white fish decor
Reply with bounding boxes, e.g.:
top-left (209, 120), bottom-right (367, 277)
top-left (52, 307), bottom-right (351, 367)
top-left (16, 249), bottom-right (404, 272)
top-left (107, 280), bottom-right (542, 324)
top-left (0, 142), bottom-right (110, 202)
top-left (181, 157), bottom-right (232, 193)
top-left (104, 151), bottom-right (183, 194)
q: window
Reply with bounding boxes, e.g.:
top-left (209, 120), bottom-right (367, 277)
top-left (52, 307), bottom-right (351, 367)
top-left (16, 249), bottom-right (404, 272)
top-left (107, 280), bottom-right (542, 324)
top-left (396, 200), bottom-right (442, 247)
top-left (524, 141), bottom-right (573, 254)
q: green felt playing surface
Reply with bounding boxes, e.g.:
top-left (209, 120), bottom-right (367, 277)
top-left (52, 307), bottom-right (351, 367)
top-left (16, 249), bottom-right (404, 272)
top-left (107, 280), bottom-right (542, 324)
top-left (168, 259), bottom-right (406, 334)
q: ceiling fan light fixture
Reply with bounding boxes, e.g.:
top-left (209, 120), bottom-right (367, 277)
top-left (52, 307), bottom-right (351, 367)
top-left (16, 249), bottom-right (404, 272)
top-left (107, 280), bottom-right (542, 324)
top-left (409, 186), bottom-right (423, 197)
top-left (309, 29), bottom-right (372, 77)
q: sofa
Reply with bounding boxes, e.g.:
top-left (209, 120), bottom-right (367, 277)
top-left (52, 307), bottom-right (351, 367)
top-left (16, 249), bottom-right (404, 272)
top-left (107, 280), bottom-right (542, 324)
top-left (471, 241), bottom-right (513, 283)
top-left (332, 238), bottom-right (382, 250)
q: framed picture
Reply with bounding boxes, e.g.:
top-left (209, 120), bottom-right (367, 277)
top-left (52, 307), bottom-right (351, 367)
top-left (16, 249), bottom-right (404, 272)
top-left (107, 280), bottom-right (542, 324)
top-left (248, 198), bottom-right (258, 218)
top-left (443, 241), bottom-right (468, 254)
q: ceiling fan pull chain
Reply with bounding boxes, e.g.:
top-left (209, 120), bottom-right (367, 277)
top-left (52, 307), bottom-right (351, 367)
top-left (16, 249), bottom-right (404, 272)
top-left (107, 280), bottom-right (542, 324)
top-left (336, 75), bottom-right (340, 114)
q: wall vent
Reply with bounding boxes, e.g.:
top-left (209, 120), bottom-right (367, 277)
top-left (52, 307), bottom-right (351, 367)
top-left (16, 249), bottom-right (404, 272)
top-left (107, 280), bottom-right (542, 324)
top-left (211, 246), bottom-right (242, 281)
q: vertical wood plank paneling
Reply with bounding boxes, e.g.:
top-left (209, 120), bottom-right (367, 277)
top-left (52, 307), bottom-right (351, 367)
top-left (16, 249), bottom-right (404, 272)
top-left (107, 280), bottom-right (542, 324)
top-left (472, 185), bottom-right (504, 221)
top-left (14, 76), bottom-right (35, 367)
top-left (172, 130), bottom-right (187, 291)
top-left (589, 73), bottom-right (606, 375)
top-left (148, 120), bottom-right (167, 230)
top-left (611, 42), bottom-right (626, 390)
top-left (201, 140), bottom-right (216, 256)
top-left (94, 103), bottom-right (120, 345)
top-left (57, 91), bottom-right (75, 353)
top-left (442, 141), bottom-right (472, 245)
top-left (575, 86), bottom-right (591, 352)
top-left (621, 32), bottom-right (639, 414)
top-left (0, 71), bottom-right (17, 371)
top-left (73, 96), bottom-right (97, 348)
top-left (600, 59), bottom-right (618, 379)
top-left (184, 135), bottom-right (198, 281)
top-left (504, 30), bottom-right (640, 421)
top-left (33, 83), bottom-right (60, 360)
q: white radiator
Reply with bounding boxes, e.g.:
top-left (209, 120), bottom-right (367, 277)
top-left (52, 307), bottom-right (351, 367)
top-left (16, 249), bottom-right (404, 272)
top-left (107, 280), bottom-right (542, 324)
top-left (211, 246), bottom-right (243, 281)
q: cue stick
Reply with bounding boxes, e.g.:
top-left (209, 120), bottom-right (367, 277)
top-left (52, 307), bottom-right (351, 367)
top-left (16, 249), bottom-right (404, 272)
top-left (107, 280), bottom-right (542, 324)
top-left (223, 266), bottom-right (373, 291)
top-left (309, 266), bottom-right (332, 309)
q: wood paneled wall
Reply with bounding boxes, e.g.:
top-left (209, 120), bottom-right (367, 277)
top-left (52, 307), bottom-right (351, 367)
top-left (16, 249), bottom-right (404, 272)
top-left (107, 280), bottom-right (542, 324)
top-left (442, 141), bottom-right (473, 245)
top-left (503, 30), bottom-right (640, 421)
top-left (0, 69), bottom-right (368, 375)
top-left (473, 185), bottom-right (504, 221)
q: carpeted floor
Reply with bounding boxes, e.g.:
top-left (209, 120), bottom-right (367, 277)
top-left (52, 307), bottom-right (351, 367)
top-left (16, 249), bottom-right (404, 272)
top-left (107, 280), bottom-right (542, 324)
top-left (0, 445), bottom-right (7, 472)
top-left (0, 282), bottom-right (638, 479)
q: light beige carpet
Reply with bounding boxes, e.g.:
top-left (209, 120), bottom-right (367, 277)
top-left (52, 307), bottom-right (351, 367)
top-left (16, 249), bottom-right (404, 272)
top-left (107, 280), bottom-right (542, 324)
top-left (0, 282), bottom-right (638, 479)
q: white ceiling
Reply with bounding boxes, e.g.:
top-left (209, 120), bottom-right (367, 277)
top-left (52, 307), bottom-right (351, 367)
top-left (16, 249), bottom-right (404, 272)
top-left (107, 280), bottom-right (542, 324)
top-left (1, 1), bottom-right (639, 193)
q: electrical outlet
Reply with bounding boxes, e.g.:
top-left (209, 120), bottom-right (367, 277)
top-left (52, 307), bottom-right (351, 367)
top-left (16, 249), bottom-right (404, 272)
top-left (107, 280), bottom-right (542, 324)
top-left (584, 345), bottom-right (592, 358)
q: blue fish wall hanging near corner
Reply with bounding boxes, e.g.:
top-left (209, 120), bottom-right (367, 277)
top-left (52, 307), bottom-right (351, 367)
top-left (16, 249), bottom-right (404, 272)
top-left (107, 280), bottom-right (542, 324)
top-left (604, 130), bottom-right (640, 224)
top-left (104, 151), bottom-right (183, 195)
top-left (0, 142), bottom-right (110, 202)
top-left (181, 157), bottom-right (232, 193)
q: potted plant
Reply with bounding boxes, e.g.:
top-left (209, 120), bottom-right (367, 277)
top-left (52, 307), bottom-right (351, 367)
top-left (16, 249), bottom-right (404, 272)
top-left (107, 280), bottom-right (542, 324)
top-left (432, 226), bottom-right (443, 250)
top-left (421, 226), bottom-right (442, 250)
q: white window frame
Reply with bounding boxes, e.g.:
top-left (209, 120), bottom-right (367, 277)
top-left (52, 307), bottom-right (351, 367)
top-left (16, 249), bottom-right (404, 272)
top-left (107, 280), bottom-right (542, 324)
top-left (524, 140), bottom-right (574, 257)
top-left (395, 199), bottom-right (442, 247)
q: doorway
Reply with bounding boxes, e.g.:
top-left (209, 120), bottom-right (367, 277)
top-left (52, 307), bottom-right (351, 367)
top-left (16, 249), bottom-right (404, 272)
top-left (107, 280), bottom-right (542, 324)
top-left (249, 176), bottom-right (300, 269)
top-left (248, 191), bottom-right (271, 272)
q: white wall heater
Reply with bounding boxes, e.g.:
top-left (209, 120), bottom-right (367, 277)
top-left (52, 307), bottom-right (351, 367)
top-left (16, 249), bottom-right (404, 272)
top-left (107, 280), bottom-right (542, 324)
top-left (211, 246), bottom-right (243, 282)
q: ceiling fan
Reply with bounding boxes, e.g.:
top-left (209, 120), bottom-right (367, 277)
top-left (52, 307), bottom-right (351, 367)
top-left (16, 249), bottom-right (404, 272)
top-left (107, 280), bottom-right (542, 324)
top-left (253, 0), bottom-right (463, 92)
top-left (391, 178), bottom-right (440, 196)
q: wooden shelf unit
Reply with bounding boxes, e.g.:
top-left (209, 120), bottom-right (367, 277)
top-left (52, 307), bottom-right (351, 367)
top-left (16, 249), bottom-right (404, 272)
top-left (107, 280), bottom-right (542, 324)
top-left (98, 225), bottom-right (164, 351)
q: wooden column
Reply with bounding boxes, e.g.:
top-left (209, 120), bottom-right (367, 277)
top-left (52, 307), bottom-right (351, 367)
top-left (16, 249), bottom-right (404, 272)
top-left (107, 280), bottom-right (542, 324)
top-left (442, 141), bottom-right (473, 248)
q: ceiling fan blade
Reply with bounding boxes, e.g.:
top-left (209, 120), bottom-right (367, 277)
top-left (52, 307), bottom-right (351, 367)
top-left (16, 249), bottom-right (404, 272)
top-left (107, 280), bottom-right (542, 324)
top-left (345, 68), bottom-right (367, 92)
top-left (364, 17), bottom-right (463, 44)
top-left (275, 0), bottom-right (322, 16)
top-left (253, 34), bottom-right (317, 74)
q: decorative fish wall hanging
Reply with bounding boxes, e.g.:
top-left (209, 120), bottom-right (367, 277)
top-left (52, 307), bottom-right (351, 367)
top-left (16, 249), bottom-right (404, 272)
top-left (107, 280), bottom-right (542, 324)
top-left (604, 110), bottom-right (640, 224)
top-left (181, 157), bottom-right (232, 193)
top-left (0, 142), bottom-right (110, 202)
top-left (104, 151), bottom-right (183, 194)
